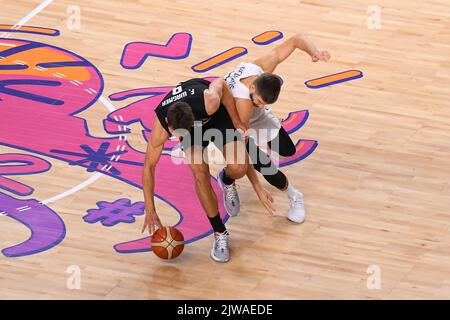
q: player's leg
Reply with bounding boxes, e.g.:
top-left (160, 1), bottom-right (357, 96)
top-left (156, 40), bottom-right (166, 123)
top-left (186, 146), bottom-right (219, 217)
top-left (250, 134), bottom-right (306, 223)
top-left (222, 139), bottom-right (249, 179)
top-left (267, 126), bottom-right (296, 157)
top-left (185, 145), bottom-right (230, 263)
top-left (208, 108), bottom-right (249, 217)
top-left (247, 137), bottom-right (287, 189)
top-left (216, 133), bottom-right (249, 217)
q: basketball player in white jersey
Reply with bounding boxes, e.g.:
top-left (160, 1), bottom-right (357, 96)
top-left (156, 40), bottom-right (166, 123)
top-left (217, 32), bottom-right (330, 222)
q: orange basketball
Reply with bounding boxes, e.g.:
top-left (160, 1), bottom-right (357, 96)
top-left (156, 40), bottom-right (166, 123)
top-left (151, 226), bottom-right (185, 260)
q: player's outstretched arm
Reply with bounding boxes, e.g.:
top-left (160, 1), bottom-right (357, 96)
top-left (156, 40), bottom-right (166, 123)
top-left (253, 32), bottom-right (331, 73)
top-left (205, 78), bottom-right (247, 133)
top-left (246, 160), bottom-right (276, 216)
top-left (141, 118), bottom-right (168, 235)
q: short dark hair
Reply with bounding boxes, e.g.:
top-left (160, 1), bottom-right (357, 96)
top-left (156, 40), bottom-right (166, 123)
top-left (167, 102), bottom-right (195, 130)
top-left (254, 73), bottom-right (282, 104)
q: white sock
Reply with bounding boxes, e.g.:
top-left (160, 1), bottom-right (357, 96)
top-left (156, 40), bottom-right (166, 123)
top-left (286, 182), bottom-right (299, 199)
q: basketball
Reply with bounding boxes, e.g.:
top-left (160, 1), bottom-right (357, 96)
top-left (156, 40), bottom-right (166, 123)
top-left (151, 226), bottom-right (185, 260)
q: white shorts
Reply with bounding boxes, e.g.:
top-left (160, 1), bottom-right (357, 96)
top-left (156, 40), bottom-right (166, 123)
top-left (248, 106), bottom-right (281, 147)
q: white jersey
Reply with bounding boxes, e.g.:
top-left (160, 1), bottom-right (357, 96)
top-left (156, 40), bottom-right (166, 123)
top-left (224, 62), bottom-right (281, 147)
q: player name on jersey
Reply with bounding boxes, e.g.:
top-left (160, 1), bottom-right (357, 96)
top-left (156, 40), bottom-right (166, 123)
top-left (161, 90), bottom-right (188, 106)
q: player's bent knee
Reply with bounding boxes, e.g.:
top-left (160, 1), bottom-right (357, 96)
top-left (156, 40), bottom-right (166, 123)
top-left (227, 163), bottom-right (247, 179)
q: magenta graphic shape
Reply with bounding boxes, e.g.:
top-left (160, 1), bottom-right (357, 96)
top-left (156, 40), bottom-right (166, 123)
top-left (0, 153), bottom-right (51, 196)
top-left (0, 38), bottom-right (225, 256)
top-left (120, 33), bottom-right (193, 69)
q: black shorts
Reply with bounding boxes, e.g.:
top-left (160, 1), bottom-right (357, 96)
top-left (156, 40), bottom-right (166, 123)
top-left (179, 104), bottom-right (243, 151)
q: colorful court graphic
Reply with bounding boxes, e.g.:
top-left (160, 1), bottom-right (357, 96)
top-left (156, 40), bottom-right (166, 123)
top-left (0, 24), bottom-right (60, 36)
top-left (305, 70), bottom-right (363, 89)
top-left (192, 47), bottom-right (248, 73)
top-left (120, 33), bottom-right (193, 69)
top-left (252, 30), bottom-right (284, 45)
top-left (0, 31), bottom-right (317, 257)
top-left (2, 0), bottom-right (447, 302)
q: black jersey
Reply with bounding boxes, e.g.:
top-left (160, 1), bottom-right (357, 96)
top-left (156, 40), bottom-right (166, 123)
top-left (155, 78), bottom-right (212, 134)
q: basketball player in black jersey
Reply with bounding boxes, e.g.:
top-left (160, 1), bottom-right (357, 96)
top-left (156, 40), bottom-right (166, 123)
top-left (141, 77), bottom-right (252, 263)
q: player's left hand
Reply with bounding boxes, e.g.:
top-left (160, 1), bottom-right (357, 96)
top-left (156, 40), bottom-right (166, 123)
top-left (256, 187), bottom-right (276, 216)
top-left (142, 208), bottom-right (163, 236)
top-left (311, 50), bottom-right (331, 62)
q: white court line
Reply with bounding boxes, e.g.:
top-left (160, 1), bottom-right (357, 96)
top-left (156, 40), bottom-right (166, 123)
top-left (40, 97), bottom-right (121, 205)
top-left (13, 59), bottom-right (27, 65)
top-left (14, 0), bottom-right (54, 29)
top-left (0, 0), bottom-right (108, 206)
top-left (40, 172), bottom-right (103, 205)
top-left (99, 96), bottom-right (116, 112)
top-left (2, 0), bottom-right (54, 38)
top-left (1, 1), bottom-right (126, 205)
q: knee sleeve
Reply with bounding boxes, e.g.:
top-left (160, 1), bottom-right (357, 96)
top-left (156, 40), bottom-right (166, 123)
top-left (247, 139), bottom-right (288, 190)
top-left (261, 168), bottom-right (288, 190)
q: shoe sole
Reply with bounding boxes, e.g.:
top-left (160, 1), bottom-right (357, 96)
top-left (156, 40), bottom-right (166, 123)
top-left (287, 215), bottom-right (306, 224)
top-left (210, 249), bottom-right (230, 263)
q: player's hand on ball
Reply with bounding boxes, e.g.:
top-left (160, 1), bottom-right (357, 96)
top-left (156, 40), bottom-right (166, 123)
top-left (142, 208), bottom-right (163, 235)
top-left (256, 187), bottom-right (276, 216)
top-left (311, 50), bottom-right (330, 62)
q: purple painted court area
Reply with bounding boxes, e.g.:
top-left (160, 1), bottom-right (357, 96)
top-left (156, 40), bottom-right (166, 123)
top-left (0, 192), bottom-right (65, 257)
top-left (84, 198), bottom-right (145, 227)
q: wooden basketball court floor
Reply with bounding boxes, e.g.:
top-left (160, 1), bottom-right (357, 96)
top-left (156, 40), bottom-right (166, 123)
top-left (0, 0), bottom-right (449, 300)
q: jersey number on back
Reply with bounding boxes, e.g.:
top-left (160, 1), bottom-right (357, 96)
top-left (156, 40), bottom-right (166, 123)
top-left (172, 85), bottom-right (182, 95)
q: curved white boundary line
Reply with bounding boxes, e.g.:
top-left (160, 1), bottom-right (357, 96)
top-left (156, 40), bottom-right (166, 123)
top-left (41, 97), bottom-right (118, 204)
top-left (1, 2), bottom-right (121, 209)
top-left (99, 95), bottom-right (116, 112)
top-left (41, 172), bottom-right (103, 204)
